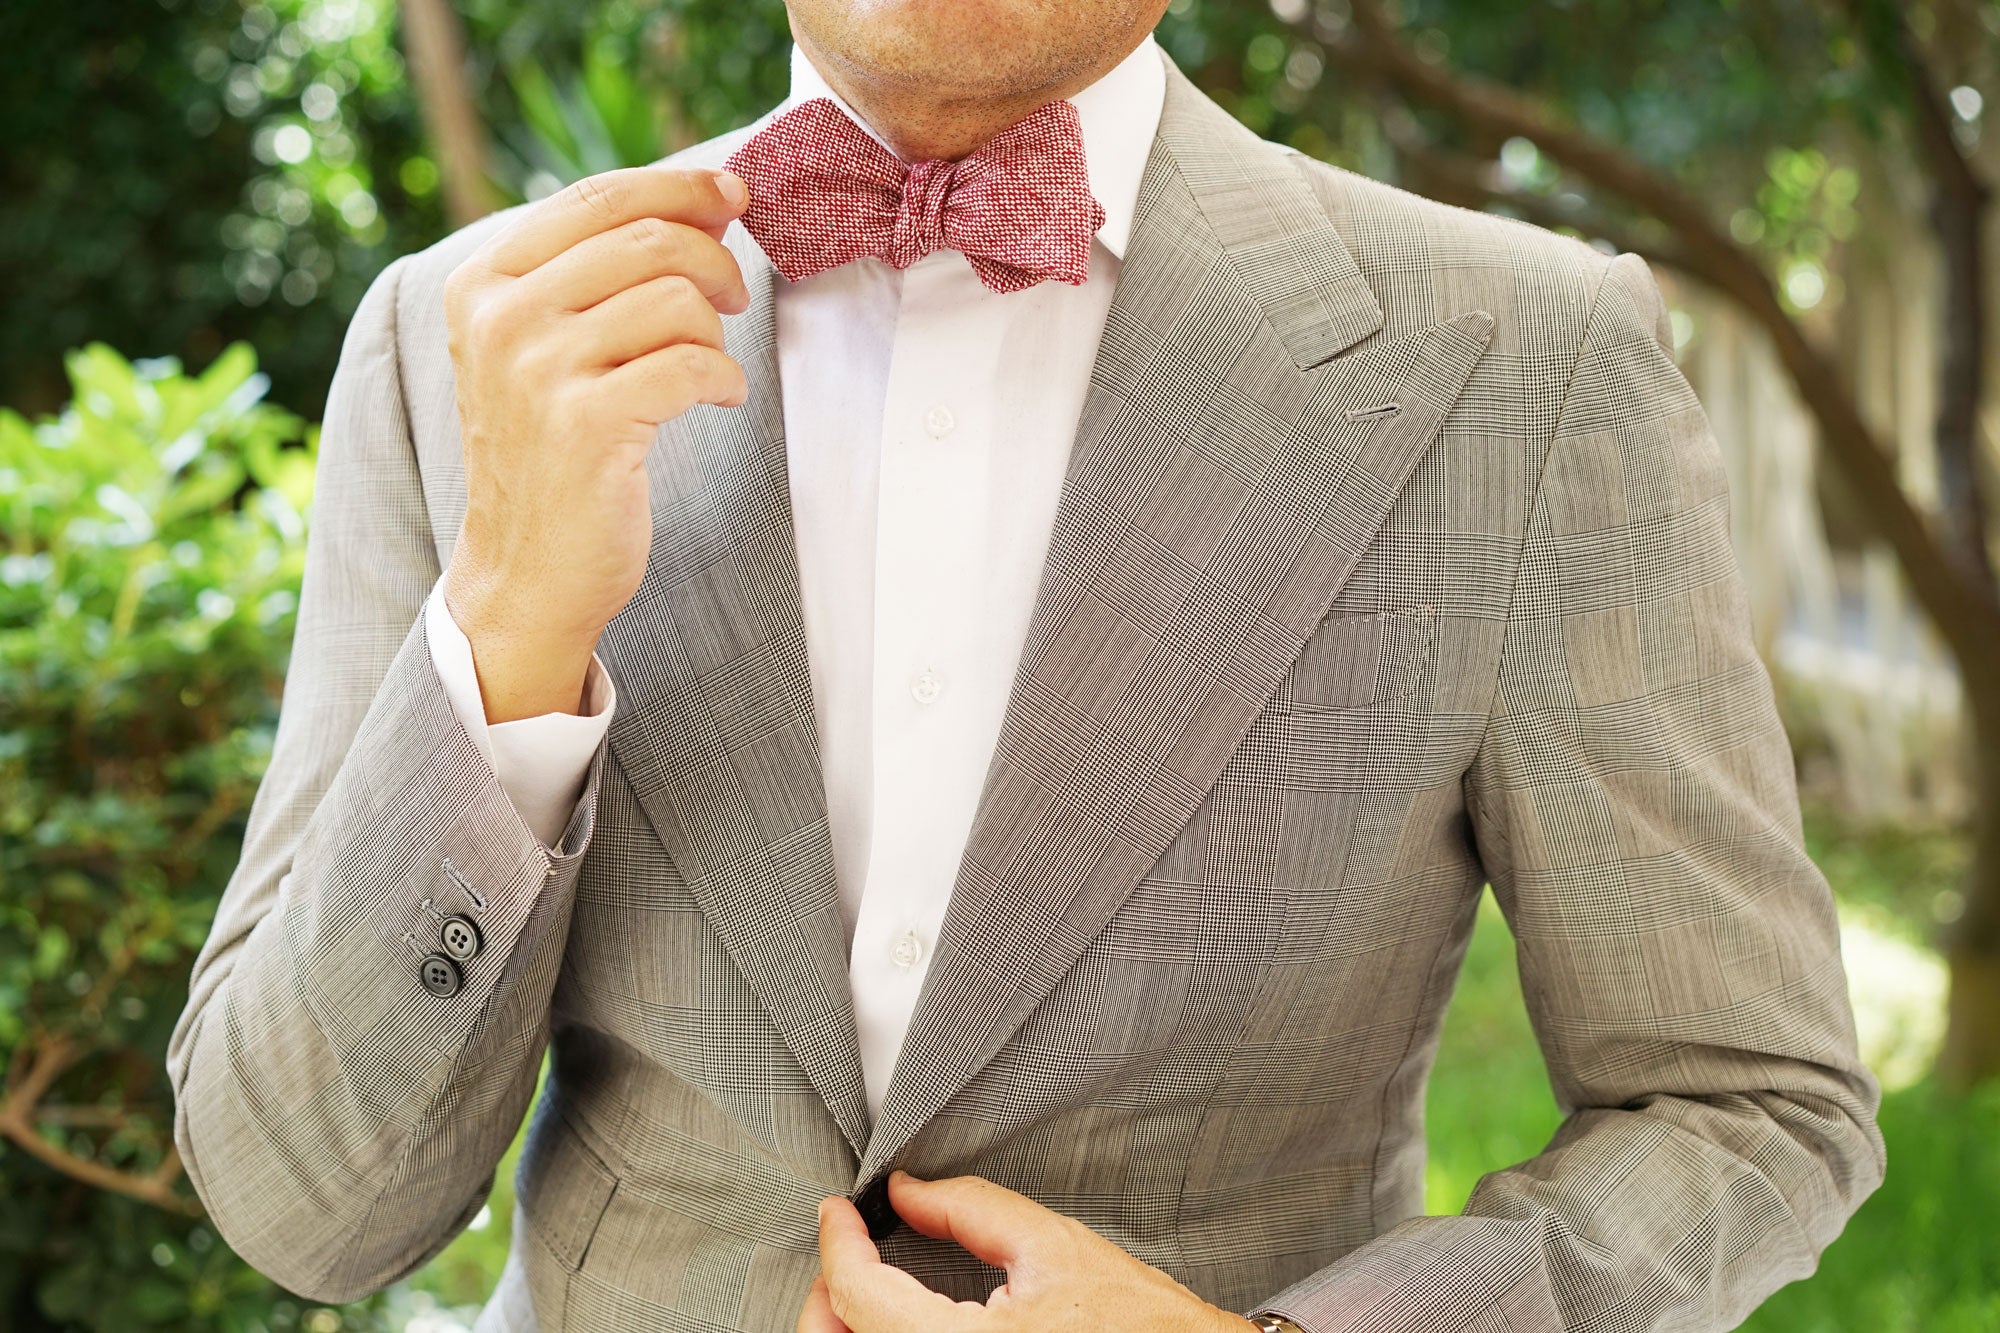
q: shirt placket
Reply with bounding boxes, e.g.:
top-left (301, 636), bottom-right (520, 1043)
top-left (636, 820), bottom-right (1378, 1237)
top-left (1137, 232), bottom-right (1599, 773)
top-left (849, 252), bottom-right (994, 1116)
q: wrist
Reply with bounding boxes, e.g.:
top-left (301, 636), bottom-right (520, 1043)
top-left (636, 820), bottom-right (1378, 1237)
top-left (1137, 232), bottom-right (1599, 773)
top-left (441, 562), bottom-right (601, 723)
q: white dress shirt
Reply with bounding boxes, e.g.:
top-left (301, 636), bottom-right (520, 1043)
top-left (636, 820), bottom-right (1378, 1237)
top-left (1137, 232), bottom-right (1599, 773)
top-left (425, 35), bottom-right (1168, 1121)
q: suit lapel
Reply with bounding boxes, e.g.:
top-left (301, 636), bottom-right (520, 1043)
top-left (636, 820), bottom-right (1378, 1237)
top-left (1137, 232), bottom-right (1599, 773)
top-left (856, 63), bottom-right (1494, 1180)
top-left (594, 235), bottom-right (874, 1161)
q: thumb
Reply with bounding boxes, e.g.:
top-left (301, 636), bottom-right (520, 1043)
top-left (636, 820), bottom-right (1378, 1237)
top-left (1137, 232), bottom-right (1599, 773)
top-left (886, 1171), bottom-right (1063, 1271)
top-left (693, 168), bottom-right (748, 243)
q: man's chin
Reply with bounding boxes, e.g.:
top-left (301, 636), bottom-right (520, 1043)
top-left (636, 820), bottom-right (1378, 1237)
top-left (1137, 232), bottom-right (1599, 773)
top-left (788, 0), bottom-right (1133, 102)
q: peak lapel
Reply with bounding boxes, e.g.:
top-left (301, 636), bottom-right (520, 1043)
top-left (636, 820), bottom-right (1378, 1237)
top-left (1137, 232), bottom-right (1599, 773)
top-left (594, 234), bottom-right (873, 1161)
top-left (857, 62), bottom-right (1494, 1180)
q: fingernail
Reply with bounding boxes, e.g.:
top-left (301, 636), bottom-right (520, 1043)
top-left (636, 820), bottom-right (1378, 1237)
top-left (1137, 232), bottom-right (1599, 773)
top-left (717, 170), bottom-right (748, 207)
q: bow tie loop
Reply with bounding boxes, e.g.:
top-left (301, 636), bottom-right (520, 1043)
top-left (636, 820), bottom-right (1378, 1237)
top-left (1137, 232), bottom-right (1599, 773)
top-left (726, 96), bottom-right (1107, 294)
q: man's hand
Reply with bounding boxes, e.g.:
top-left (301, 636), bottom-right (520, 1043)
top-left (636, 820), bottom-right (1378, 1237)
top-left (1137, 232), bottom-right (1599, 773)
top-left (798, 1171), bottom-right (1259, 1333)
top-left (439, 165), bottom-right (753, 722)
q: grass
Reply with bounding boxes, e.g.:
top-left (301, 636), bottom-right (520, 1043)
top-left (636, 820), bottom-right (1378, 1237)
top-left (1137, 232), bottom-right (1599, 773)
top-left (385, 814), bottom-right (1997, 1331)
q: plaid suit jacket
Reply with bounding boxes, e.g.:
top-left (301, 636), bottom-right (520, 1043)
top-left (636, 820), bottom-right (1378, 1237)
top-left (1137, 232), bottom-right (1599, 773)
top-left (169, 52), bottom-right (1884, 1333)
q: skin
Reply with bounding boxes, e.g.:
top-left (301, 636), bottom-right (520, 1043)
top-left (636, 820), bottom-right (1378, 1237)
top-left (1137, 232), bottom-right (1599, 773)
top-left (443, 2), bottom-right (1252, 1325)
top-left (440, 167), bottom-right (752, 722)
top-left (785, 0), bottom-right (1171, 161)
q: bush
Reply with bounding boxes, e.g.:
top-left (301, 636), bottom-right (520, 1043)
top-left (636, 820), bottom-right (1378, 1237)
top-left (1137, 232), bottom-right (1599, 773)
top-left (0, 343), bottom-right (339, 1329)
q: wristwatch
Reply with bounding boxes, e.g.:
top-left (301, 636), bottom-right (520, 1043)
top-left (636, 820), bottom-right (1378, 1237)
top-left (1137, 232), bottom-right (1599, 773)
top-left (1248, 1317), bottom-right (1306, 1333)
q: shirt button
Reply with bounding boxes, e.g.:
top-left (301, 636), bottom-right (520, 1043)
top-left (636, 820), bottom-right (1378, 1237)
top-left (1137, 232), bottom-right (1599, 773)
top-left (923, 404), bottom-right (955, 438)
top-left (909, 670), bottom-right (944, 705)
top-left (889, 929), bottom-right (926, 969)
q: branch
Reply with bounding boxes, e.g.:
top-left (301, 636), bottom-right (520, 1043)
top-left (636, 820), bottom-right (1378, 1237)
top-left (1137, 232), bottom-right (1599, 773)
top-left (1323, 0), bottom-right (2000, 708)
top-left (0, 1033), bottom-right (197, 1215)
top-left (1369, 99), bottom-right (1704, 277)
top-left (1856, 0), bottom-right (1997, 600)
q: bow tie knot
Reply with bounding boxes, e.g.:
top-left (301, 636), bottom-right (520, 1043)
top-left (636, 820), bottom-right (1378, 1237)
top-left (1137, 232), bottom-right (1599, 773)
top-left (888, 156), bottom-right (954, 269)
top-left (726, 96), bottom-right (1107, 294)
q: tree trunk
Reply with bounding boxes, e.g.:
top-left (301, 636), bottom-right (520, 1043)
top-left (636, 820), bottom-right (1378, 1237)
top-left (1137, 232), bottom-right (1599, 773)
top-left (1939, 689), bottom-right (2000, 1088)
top-left (1882, 0), bottom-right (2000, 1087)
top-left (398, 0), bottom-right (496, 227)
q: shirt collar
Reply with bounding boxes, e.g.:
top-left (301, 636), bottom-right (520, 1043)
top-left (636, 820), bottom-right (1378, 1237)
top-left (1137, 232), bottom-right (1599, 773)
top-left (781, 34), bottom-right (1166, 261)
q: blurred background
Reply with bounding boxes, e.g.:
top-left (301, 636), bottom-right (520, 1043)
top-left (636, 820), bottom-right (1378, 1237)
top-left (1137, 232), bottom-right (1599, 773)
top-left (3, 0), bottom-right (1998, 1329)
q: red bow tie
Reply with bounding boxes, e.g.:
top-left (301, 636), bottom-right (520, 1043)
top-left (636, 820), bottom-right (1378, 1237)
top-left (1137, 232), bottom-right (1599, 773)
top-left (724, 96), bottom-right (1106, 294)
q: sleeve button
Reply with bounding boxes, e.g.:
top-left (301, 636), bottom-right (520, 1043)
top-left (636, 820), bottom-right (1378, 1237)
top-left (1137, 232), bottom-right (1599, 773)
top-left (419, 953), bottom-right (463, 997)
top-left (439, 914), bottom-right (484, 961)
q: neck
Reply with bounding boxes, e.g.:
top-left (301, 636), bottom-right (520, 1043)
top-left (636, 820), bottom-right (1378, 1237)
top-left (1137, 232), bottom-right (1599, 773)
top-left (787, 29), bottom-right (1147, 163)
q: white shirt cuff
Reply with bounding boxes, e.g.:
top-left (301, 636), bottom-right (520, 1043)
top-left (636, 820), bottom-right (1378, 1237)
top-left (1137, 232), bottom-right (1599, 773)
top-left (423, 577), bottom-right (616, 851)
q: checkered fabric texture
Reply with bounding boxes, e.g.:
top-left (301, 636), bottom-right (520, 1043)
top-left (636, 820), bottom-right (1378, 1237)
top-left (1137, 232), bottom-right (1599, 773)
top-left (724, 95), bottom-right (1105, 293)
top-left (168, 50), bottom-right (1883, 1333)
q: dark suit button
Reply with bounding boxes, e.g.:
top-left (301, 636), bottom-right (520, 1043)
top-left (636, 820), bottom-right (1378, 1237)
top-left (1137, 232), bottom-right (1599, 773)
top-left (439, 914), bottom-right (483, 961)
top-left (419, 953), bottom-right (463, 997)
top-left (853, 1175), bottom-right (899, 1241)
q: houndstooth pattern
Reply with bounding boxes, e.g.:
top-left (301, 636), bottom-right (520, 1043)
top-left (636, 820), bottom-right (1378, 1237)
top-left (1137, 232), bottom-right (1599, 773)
top-left (168, 47), bottom-right (1882, 1333)
top-left (724, 96), bottom-right (1105, 292)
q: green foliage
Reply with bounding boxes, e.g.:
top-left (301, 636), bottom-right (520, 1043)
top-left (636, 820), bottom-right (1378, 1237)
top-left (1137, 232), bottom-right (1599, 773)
top-left (480, 0), bottom-right (791, 192)
top-left (0, 343), bottom-right (343, 1329)
top-left (461, 0), bottom-right (790, 149)
top-left (499, 38), bottom-right (677, 187)
top-left (0, 341), bottom-right (313, 1050)
top-left (0, 0), bottom-right (437, 420)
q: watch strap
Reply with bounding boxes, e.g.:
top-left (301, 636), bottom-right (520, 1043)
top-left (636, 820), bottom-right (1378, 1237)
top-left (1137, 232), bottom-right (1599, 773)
top-left (1249, 1317), bottom-right (1307, 1333)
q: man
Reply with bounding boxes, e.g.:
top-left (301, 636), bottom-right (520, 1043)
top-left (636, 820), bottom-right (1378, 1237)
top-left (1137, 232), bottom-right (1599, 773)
top-left (168, 1), bottom-right (1886, 1329)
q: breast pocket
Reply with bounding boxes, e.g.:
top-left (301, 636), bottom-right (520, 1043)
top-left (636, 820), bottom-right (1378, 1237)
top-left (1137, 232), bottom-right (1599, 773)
top-left (1224, 607), bottom-right (1446, 800)
top-left (1276, 607), bottom-right (1440, 712)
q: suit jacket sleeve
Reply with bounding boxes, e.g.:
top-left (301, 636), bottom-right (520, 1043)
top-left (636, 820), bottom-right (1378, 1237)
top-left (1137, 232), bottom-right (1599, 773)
top-left (166, 254), bottom-right (610, 1303)
top-left (1254, 252), bottom-right (1886, 1332)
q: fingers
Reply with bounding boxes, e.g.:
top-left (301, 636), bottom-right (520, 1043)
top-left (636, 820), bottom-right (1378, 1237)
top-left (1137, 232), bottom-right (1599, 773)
top-left (572, 274), bottom-right (728, 367)
top-left (521, 215), bottom-right (750, 316)
top-left (816, 1196), bottom-right (885, 1285)
top-left (885, 1171), bottom-right (1066, 1272)
top-left (481, 165), bottom-right (749, 277)
top-left (599, 343), bottom-right (748, 421)
top-left (796, 1274), bottom-right (850, 1333)
top-left (816, 1196), bottom-right (977, 1333)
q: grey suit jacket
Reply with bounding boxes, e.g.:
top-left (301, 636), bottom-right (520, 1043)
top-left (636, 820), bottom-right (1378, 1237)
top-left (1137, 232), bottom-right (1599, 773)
top-left (168, 52), bottom-right (1884, 1332)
